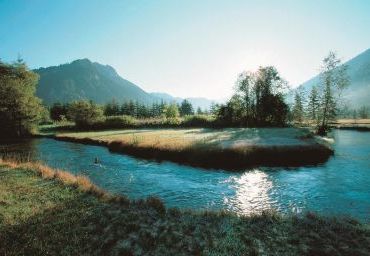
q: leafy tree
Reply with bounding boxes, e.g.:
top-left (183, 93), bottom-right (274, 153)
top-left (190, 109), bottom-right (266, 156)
top-left (219, 66), bottom-right (289, 126)
top-left (163, 103), bottom-right (179, 118)
top-left (50, 102), bottom-right (69, 121)
top-left (217, 95), bottom-right (244, 124)
top-left (317, 52), bottom-right (349, 134)
top-left (0, 60), bottom-right (44, 138)
top-left (179, 99), bottom-right (194, 116)
top-left (67, 100), bottom-right (104, 127)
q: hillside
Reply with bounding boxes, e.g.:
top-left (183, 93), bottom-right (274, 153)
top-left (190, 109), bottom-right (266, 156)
top-left (298, 48), bottom-right (370, 108)
top-left (34, 59), bottom-right (216, 109)
top-left (35, 59), bottom-right (155, 105)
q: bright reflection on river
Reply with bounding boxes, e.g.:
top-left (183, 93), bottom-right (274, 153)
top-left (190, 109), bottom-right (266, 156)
top-left (224, 170), bottom-right (273, 214)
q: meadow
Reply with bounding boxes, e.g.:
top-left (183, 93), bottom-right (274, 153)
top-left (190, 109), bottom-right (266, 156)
top-left (53, 127), bottom-right (333, 169)
top-left (1, 159), bottom-right (369, 255)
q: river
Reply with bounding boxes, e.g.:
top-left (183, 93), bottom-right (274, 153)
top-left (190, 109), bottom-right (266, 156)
top-left (1, 129), bottom-right (369, 221)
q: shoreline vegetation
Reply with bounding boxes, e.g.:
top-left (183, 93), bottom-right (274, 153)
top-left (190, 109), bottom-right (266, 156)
top-left (49, 128), bottom-right (334, 170)
top-left (330, 119), bottom-right (370, 131)
top-left (1, 159), bottom-right (369, 255)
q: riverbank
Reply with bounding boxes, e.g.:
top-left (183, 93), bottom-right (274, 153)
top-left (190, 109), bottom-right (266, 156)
top-left (330, 119), bottom-right (370, 131)
top-left (1, 159), bottom-right (369, 255)
top-left (52, 128), bottom-right (333, 170)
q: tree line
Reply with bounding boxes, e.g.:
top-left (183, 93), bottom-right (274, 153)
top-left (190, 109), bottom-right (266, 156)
top-left (49, 98), bottom-right (206, 123)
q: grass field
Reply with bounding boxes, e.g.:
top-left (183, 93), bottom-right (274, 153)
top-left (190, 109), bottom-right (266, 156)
top-left (54, 128), bottom-right (333, 169)
top-left (1, 159), bottom-right (369, 255)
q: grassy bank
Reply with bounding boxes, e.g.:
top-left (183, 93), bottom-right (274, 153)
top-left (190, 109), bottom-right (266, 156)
top-left (54, 128), bottom-right (333, 170)
top-left (1, 160), bottom-right (369, 255)
top-left (330, 119), bottom-right (370, 131)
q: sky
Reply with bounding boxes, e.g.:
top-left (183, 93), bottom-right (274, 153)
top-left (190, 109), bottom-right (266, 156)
top-left (1, 0), bottom-right (370, 100)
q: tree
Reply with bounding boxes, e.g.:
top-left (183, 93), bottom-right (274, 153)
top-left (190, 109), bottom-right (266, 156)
top-left (292, 91), bottom-right (304, 124)
top-left (0, 60), bottom-right (44, 138)
top-left (307, 86), bottom-right (319, 122)
top-left (196, 107), bottom-right (203, 115)
top-left (67, 100), bottom-right (104, 127)
top-left (317, 52), bottom-right (349, 135)
top-left (104, 99), bottom-right (120, 116)
top-left (50, 102), bottom-right (68, 121)
top-left (163, 103), bottom-right (179, 119)
top-left (179, 99), bottom-right (194, 116)
top-left (220, 66), bottom-right (289, 126)
top-left (358, 106), bottom-right (369, 119)
top-left (217, 95), bottom-right (243, 124)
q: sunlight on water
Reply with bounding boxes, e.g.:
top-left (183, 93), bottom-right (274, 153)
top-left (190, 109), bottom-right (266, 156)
top-left (224, 170), bottom-right (273, 214)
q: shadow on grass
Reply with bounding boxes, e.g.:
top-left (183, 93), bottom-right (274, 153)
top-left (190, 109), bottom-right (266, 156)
top-left (1, 195), bottom-right (369, 256)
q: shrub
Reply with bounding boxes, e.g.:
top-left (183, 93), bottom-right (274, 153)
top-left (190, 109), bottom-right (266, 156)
top-left (67, 101), bottom-right (104, 128)
top-left (182, 115), bottom-right (215, 127)
top-left (103, 115), bottom-right (136, 128)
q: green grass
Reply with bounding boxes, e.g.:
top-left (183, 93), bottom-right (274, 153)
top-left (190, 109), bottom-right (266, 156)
top-left (0, 160), bottom-right (369, 255)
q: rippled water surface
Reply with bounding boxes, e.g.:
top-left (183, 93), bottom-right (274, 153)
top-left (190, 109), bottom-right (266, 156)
top-left (1, 130), bottom-right (369, 221)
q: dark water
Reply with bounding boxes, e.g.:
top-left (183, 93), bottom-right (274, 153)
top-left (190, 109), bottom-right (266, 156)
top-left (1, 130), bottom-right (369, 221)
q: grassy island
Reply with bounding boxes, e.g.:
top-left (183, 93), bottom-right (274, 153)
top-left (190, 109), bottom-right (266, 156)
top-left (53, 128), bottom-right (333, 170)
top-left (1, 159), bottom-right (369, 255)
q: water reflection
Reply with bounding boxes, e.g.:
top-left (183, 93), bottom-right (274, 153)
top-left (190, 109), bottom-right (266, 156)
top-left (225, 170), bottom-right (273, 214)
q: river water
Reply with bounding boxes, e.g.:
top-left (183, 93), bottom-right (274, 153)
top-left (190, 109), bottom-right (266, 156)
top-left (1, 130), bottom-right (369, 221)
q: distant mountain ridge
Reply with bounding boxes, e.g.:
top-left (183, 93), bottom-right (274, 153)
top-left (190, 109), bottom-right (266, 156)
top-left (35, 59), bottom-right (154, 105)
top-left (297, 48), bottom-right (370, 108)
top-left (34, 59), bottom-right (216, 110)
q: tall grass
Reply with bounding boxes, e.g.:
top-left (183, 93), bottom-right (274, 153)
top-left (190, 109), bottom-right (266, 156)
top-left (0, 157), bottom-right (113, 200)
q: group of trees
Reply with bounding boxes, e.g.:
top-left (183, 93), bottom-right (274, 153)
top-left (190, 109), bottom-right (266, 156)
top-left (49, 99), bottom-right (201, 124)
top-left (104, 99), bottom-right (196, 118)
top-left (0, 60), bottom-right (45, 138)
top-left (215, 66), bottom-right (289, 126)
top-left (291, 52), bottom-right (349, 134)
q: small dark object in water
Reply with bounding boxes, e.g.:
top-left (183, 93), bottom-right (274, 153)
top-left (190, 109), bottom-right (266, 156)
top-left (94, 157), bottom-right (99, 164)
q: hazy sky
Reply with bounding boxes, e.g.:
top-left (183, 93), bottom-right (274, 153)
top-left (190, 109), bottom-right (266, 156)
top-left (1, 0), bottom-right (370, 99)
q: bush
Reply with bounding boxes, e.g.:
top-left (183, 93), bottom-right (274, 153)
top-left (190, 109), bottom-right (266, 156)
top-left (67, 101), bottom-right (104, 128)
top-left (103, 115), bottom-right (136, 128)
top-left (182, 115), bottom-right (215, 127)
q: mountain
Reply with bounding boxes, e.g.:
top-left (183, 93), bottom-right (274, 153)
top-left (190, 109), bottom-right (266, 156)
top-left (150, 92), bottom-right (218, 110)
top-left (35, 59), bottom-right (154, 105)
top-left (297, 48), bottom-right (370, 108)
top-left (34, 59), bottom-right (218, 110)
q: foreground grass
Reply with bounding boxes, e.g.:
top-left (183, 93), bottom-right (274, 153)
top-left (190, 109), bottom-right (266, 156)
top-left (54, 128), bottom-right (333, 169)
top-left (1, 160), bottom-right (369, 255)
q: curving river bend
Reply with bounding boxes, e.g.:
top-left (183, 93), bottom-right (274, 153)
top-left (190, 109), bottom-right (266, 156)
top-left (1, 129), bottom-right (369, 221)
